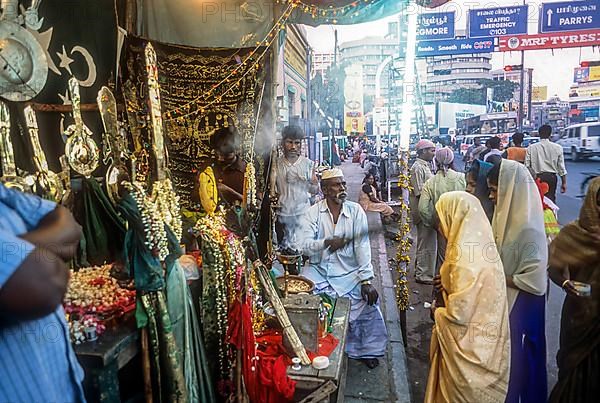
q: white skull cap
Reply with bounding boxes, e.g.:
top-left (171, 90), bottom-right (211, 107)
top-left (321, 168), bottom-right (344, 180)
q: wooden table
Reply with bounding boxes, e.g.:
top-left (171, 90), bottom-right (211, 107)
top-left (287, 297), bottom-right (351, 403)
top-left (75, 318), bottom-right (140, 402)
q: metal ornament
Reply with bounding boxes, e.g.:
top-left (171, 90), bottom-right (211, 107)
top-left (0, 20), bottom-right (48, 101)
top-left (24, 105), bottom-right (64, 201)
top-left (144, 43), bottom-right (168, 180)
top-left (64, 77), bottom-right (100, 177)
top-left (0, 101), bottom-right (30, 191)
top-left (98, 86), bottom-right (129, 204)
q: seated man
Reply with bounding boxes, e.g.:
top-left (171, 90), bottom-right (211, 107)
top-left (0, 183), bottom-right (85, 402)
top-left (299, 168), bottom-right (388, 368)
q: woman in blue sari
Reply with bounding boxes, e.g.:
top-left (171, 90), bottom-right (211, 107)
top-left (465, 159), bottom-right (494, 222)
top-left (487, 160), bottom-right (548, 403)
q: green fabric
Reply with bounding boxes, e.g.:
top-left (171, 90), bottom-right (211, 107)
top-left (167, 261), bottom-right (217, 403)
top-left (418, 170), bottom-right (466, 227)
top-left (77, 178), bottom-right (126, 266)
top-left (142, 292), bottom-right (188, 403)
top-left (289, 0), bottom-right (408, 26)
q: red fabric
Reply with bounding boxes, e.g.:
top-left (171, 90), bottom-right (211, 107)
top-left (227, 300), bottom-right (340, 403)
top-left (535, 178), bottom-right (550, 209)
top-left (255, 330), bottom-right (340, 362)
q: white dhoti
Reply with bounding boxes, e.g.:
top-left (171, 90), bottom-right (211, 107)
top-left (314, 282), bottom-right (387, 359)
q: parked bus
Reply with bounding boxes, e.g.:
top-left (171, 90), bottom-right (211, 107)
top-left (457, 112), bottom-right (518, 154)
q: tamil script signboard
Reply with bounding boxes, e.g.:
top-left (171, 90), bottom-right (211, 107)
top-left (468, 5), bottom-right (528, 38)
top-left (417, 11), bottom-right (455, 41)
top-left (416, 37), bottom-right (495, 58)
top-left (498, 29), bottom-right (600, 51)
top-left (540, 0), bottom-right (600, 33)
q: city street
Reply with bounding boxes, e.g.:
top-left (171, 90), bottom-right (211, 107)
top-left (399, 154), bottom-right (599, 401)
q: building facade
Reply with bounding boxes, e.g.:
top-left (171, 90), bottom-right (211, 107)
top-left (311, 52), bottom-right (335, 80)
top-left (569, 65), bottom-right (600, 123)
top-left (423, 31), bottom-right (492, 104)
top-left (531, 96), bottom-right (570, 132)
top-left (491, 68), bottom-right (534, 122)
top-left (277, 24), bottom-right (310, 132)
top-left (339, 36), bottom-right (398, 100)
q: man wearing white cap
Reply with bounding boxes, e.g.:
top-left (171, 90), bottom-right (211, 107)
top-left (410, 139), bottom-right (436, 284)
top-left (299, 168), bottom-right (387, 369)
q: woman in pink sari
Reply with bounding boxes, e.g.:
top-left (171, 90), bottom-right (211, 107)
top-left (358, 173), bottom-right (394, 219)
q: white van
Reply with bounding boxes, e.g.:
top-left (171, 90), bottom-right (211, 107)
top-left (459, 135), bottom-right (492, 156)
top-left (556, 122), bottom-right (600, 161)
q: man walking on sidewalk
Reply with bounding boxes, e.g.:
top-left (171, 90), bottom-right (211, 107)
top-left (299, 168), bottom-right (387, 369)
top-left (525, 124), bottom-right (567, 202)
top-left (410, 139), bottom-right (436, 284)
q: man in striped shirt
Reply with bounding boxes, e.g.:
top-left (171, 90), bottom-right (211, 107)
top-left (0, 183), bottom-right (85, 402)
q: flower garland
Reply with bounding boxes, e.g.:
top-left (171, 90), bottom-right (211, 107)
top-left (195, 211), bottom-right (230, 378)
top-left (243, 161), bottom-right (257, 210)
top-left (125, 181), bottom-right (170, 261)
top-left (394, 152), bottom-right (412, 311)
top-left (151, 178), bottom-right (183, 241)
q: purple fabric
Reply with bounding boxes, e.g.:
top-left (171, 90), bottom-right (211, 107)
top-left (506, 291), bottom-right (547, 403)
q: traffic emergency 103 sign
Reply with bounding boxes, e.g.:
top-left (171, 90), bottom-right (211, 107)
top-left (540, 0), bottom-right (600, 33)
top-left (417, 12), bottom-right (455, 41)
top-left (468, 5), bottom-right (528, 38)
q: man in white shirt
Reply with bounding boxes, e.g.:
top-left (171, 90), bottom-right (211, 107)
top-left (275, 125), bottom-right (318, 251)
top-left (525, 124), bottom-right (567, 202)
top-left (483, 136), bottom-right (503, 164)
top-left (300, 168), bottom-right (387, 369)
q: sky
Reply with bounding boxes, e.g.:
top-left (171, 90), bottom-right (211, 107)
top-left (303, 0), bottom-right (600, 99)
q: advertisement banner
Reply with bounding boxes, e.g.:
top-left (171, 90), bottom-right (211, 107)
top-left (532, 86), bottom-right (548, 102)
top-left (436, 102), bottom-right (487, 129)
top-left (498, 29), bottom-right (600, 51)
top-left (344, 64), bottom-right (365, 134)
top-left (468, 5), bottom-right (528, 38)
top-left (417, 37), bottom-right (495, 58)
top-left (569, 84), bottom-right (600, 98)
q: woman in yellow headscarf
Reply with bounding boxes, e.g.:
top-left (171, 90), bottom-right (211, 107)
top-left (426, 191), bottom-right (510, 403)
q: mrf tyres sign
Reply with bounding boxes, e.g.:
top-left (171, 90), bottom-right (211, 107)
top-left (498, 29), bottom-right (600, 51)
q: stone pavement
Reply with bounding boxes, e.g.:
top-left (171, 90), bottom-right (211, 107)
top-left (339, 160), bottom-right (411, 403)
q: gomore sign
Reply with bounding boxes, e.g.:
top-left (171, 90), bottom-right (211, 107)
top-left (498, 29), bottom-right (600, 51)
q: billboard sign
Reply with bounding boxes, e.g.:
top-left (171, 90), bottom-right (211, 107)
top-left (436, 102), bottom-right (487, 129)
top-left (416, 37), bottom-right (495, 58)
top-left (417, 12), bottom-right (455, 41)
top-left (532, 86), bottom-right (548, 102)
top-left (343, 64), bottom-right (365, 134)
top-left (569, 84), bottom-right (600, 99)
top-left (498, 29), bottom-right (600, 51)
top-left (540, 0), bottom-right (600, 33)
top-left (468, 5), bottom-right (528, 38)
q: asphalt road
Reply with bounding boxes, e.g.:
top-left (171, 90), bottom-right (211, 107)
top-left (393, 153), bottom-right (599, 401)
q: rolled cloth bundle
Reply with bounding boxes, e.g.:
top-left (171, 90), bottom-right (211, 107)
top-left (435, 147), bottom-right (454, 176)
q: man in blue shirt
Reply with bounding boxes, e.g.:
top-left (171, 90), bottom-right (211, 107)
top-left (0, 183), bottom-right (86, 402)
top-left (299, 169), bottom-right (387, 369)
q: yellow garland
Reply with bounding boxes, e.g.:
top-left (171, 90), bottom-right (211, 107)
top-left (394, 154), bottom-right (412, 311)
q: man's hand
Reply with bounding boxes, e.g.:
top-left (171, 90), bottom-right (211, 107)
top-left (21, 206), bottom-right (82, 261)
top-left (561, 183), bottom-right (567, 194)
top-left (324, 237), bottom-right (348, 252)
top-left (361, 284), bottom-right (379, 305)
top-left (561, 280), bottom-right (580, 297)
top-left (217, 182), bottom-right (243, 202)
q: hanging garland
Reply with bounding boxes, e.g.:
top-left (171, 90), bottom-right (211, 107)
top-left (124, 181), bottom-right (170, 261)
top-left (394, 152), bottom-right (411, 311)
top-left (151, 179), bottom-right (183, 241)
